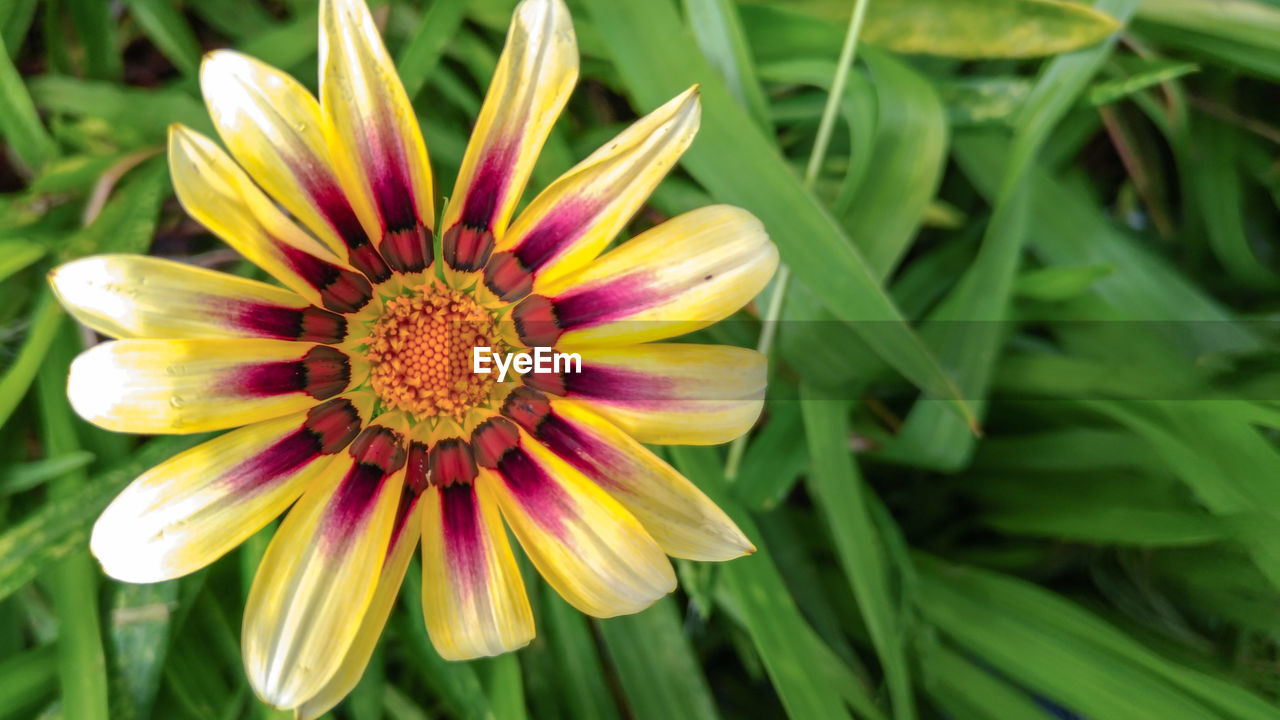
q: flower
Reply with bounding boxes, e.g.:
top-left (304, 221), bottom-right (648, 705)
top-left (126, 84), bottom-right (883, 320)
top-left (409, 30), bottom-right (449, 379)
top-left (48, 0), bottom-right (777, 714)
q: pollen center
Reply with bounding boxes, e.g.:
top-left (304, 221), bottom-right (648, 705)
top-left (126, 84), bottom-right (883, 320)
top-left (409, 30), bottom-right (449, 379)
top-left (365, 285), bottom-right (499, 418)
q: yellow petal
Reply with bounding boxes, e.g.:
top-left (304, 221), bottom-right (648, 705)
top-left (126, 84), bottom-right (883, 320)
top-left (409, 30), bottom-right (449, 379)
top-left (294, 495), bottom-right (422, 720)
top-left (67, 339), bottom-right (363, 434)
top-left (441, 0), bottom-right (578, 273)
top-left (243, 423), bottom-right (407, 709)
top-left (201, 50), bottom-right (358, 262)
top-left (522, 343), bottom-right (766, 445)
top-left (473, 419), bottom-right (675, 617)
top-left (91, 397), bottom-right (369, 583)
top-left (420, 480), bottom-right (534, 660)
top-left (511, 205), bottom-right (778, 347)
top-left (320, 0), bottom-right (434, 273)
top-left (501, 388), bottom-right (753, 560)
top-left (169, 125), bottom-right (376, 313)
top-left (485, 87), bottom-right (700, 301)
top-left (49, 255), bottom-right (347, 343)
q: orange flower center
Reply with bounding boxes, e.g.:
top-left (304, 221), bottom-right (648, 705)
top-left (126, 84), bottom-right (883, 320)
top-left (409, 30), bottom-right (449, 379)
top-left (365, 285), bottom-right (500, 418)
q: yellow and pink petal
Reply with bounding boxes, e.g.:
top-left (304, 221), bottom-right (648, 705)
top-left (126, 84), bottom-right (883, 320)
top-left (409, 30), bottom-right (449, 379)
top-left (293, 493), bottom-right (422, 720)
top-left (50, 255), bottom-right (346, 344)
top-left (486, 87), bottom-right (701, 301)
top-left (168, 126), bottom-right (375, 314)
top-left (91, 396), bottom-right (370, 583)
top-left (523, 343), bottom-right (766, 445)
top-left (243, 421), bottom-right (408, 708)
top-left (441, 0), bottom-right (578, 274)
top-left (319, 0), bottom-right (435, 274)
top-left (510, 205), bottom-right (777, 348)
top-left (501, 387), bottom-right (753, 560)
top-left (470, 417), bottom-right (675, 617)
top-left (67, 338), bottom-right (364, 434)
top-left (420, 473), bottom-right (534, 660)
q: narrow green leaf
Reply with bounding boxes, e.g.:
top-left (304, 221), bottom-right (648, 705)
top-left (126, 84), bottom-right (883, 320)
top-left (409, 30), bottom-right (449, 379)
top-left (541, 585), bottom-right (620, 720)
top-left (1013, 263), bottom-right (1115, 301)
top-left (122, 0), bottom-right (204, 77)
top-left (67, 0), bottom-right (123, 80)
top-left (801, 389), bottom-right (914, 720)
top-left (0, 239), bottom-right (46, 285)
top-left (740, 0), bottom-right (1120, 60)
top-left (0, 433), bottom-right (207, 603)
top-left (0, 451), bottom-right (95, 497)
top-left (668, 446), bottom-right (873, 720)
top-left (917, 557), bottom-right (1280, 720)
top-left (0, 33), bottom-right (56, 172)
top-left (0, 644), bottom-right (57, 720)
top-left (581, 0), bottom-right (974, 428)
top-left (598, 597), bottom-right (720, 720)
top-left (396, 0), bottom-right (467, 100)
top-left (37, 320), bottom-right (110, 720)
top-left (110, 581), bottom-right (179, 720)
top-left (0, 291), bottom-right (64, 431)
top-left (682, 0), bottom-right (773, 133)
top-left (1089, 59), bottom-right (1198, 105)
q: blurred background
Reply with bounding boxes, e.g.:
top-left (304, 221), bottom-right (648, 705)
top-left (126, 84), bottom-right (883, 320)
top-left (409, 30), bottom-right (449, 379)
top-left (2, 0), bottom-right (1280, 718)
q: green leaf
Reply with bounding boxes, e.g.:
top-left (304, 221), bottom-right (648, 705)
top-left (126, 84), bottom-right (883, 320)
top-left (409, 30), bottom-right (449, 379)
top-left (0, 33), bottom-right (57, 172)
top-left (668, 446), bottom-right (881, 720)
top-left (682, 0), bottom-right (773, 133)
top-left (740, 0), bottom-right (1120, 59)
top-left (0, 433), bottom-right (207, 604)
top-left (109, 581), bottom-right (179, 720)
top-left (122, 0), bottom-right (204, 77)
top-left (916, 557), bottom-right (1280, 720)
top-left (1013, 263), bottom-right (1115, 301)
top-left (1135, 0), bottom-right (1280, 81)
top-left (598, 597), bottom-right (719, 720)
top-left (540, 585), bottom-right (620, 720)
top-left (0, 239), bottom-right (46, 285)
top-left (581, 0), bottom-right (975, 429)
top-left (396, 0), bottom-right (467, 100)
top-left (801, 389), bottom-right (915, 720)
top-left (0, 644), bottom-right (57, 720)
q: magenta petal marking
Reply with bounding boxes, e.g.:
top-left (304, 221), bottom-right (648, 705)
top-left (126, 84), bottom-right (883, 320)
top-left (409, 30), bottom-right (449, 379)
top-left (368, 137), bottom-right (420, 233)
top-left (496, 449), bottom-right (571, 540)
top-left (276, 242), bottom-right (373, 313)
top-left (234, 303), bottom-right (346, 344)
top-left (512, 200), bottom-right (592, 272)
top-left (566, 364), bottom-right (673, 403)
top-left (234, 346), bottom-right (351, 400)
top-left (325, 464), bottom-right (385, 541)
top-left (551, 274), bottom-right (655, 330)
top-left (441, 484), bottom-right (486, 602)
top-left (460, 145), bottom-right (516, 231)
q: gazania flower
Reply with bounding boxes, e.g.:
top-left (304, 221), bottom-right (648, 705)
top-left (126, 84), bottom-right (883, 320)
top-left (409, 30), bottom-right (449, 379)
top-left (49, 0), bottom-right (776, 714)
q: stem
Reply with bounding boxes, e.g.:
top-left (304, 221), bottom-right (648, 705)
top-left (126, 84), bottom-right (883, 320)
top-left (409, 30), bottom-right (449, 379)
top-left (724, 0), bottom-right (872, 480)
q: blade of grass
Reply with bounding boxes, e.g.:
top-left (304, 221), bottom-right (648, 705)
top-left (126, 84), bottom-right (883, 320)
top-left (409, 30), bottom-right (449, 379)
top-left (0, 33), bottom-right (57, 172)
top-left (122, 0), bottom-right (204, 77)
top-left (36, 319), bottom-right (110, 720)
top-left (882, 0), bottom-right (1138, 470)
top-left (66, 0), bottom-right (122, 80)
top-left (540, 584), bottom-right (620, 720)
top-left (597, 597), bottom-right (719, 720)
top-left (396, 0), bottom-right (466, 100)
top-left (669, 445), bottom-right (882, 720)
top-left (581, 0), bottom-right (974, 429)
top-left (681, 0), bottom-right (773, 134)
top-left (0, 644), bottom-right (57, 720)
top-left (0, 291), bottom-right (65, 431)
top-left (801, 388), bottom-right (914, 720)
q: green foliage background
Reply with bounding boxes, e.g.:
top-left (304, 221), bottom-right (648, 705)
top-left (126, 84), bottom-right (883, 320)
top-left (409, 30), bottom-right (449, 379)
top-left (2, 0), bottom-right (1280, 718)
